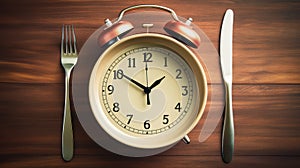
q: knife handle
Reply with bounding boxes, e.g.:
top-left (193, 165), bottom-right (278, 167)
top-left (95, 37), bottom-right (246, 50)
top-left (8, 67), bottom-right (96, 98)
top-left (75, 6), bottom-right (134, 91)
top-left (221, 82), bottom-right (234, 163)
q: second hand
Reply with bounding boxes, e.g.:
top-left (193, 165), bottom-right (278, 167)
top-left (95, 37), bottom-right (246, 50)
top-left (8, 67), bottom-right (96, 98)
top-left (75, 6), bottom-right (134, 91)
top-left (145, 62), bottom-right (149, 88)
top-left (145, 62), bottom-right (151, 105)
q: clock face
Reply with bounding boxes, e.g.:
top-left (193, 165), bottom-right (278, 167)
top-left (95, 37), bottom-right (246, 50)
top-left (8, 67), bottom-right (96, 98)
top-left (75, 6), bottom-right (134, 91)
top-left (89, 33), bottom-right (207, 149)
top-left (102, 46), bottom-right (195, 135)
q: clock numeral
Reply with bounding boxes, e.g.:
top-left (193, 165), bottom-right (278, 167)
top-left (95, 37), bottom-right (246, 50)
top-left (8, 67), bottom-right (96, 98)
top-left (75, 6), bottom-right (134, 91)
top-left (144, 120), bottom-right (151, 129)
top-left (182, 86), bottom-right (188, 96)
top-left (112, 102), bottom-right (120, 112)
top-left (175, 102), bottom-right (182, 112)
top-left (128, 58), bottom-right (136, 68)
top-left (164, 57), bottom-right (168, 67)
top-left (163, 115), bottom-right (169, 124)
top-left (126, 114), bottom-right (133, 124)
top-left (107, 85), bottom-right (114, 95)
top-left (176, 69), bottom-right (182, 79)
top-left (113, 69), bottom-right (124, 79)
top-left (143, 52), bottom-right (153, 62)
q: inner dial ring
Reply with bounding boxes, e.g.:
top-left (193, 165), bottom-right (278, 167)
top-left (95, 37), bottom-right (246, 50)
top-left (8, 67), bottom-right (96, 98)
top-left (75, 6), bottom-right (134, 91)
top-left (101, 46), bottom-right (194, 135)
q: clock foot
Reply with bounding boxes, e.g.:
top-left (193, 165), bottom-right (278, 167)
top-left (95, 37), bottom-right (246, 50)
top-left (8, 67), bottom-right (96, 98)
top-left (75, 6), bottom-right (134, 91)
top-left (182, 135), bottom-right (190, 144)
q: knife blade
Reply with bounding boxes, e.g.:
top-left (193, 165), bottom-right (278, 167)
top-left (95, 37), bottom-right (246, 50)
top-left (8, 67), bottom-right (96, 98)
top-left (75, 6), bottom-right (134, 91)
top-left (220, 9), bottom-right (234, 163)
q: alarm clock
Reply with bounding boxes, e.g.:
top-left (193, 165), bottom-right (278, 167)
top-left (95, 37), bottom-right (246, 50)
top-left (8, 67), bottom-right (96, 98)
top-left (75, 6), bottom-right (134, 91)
top-left (75, 4), bottom-right (208, 157)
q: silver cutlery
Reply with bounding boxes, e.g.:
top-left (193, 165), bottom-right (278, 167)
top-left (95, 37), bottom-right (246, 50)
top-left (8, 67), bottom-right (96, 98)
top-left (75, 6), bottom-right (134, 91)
top-left (61, 25), bottom-right (78, 161)
top-left (220, 9), bottom-right (234, 163)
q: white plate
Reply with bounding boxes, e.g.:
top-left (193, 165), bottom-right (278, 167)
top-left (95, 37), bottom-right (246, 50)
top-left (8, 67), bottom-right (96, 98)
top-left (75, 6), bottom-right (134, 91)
top-left (71, 11), bottom-right (224, 157)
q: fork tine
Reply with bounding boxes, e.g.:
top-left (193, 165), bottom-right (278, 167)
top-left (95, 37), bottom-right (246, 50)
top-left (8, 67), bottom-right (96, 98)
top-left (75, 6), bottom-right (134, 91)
top-left (71, 25), bottom-right (77, 54)
top-left (68, 25), bottom-right (73, 54)
top-left (65, 25), bottom-right (68, 54)
top-left (61, 25), bottom-right (64, 55)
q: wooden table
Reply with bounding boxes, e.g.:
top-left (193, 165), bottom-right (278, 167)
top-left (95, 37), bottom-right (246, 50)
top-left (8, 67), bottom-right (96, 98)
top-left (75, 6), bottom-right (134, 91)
top-left (0, 0), bottom-right (299, 167)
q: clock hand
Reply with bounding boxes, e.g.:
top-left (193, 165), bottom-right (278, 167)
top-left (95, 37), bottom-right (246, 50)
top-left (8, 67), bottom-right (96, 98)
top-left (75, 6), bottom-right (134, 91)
top-left (144, 76), bottom-right (166, 105)
top-left (145, 62), bottom-right (149, 87)
top-left (145, 62), bottom-right (151, 105)
top-left (121, 72), bottom-right (147, 90)
top-left (149, 76), bottom-right (166, 89)
top-left (146, 91), bottom-right (151, 105)
top-left (118, 70), bottom-right (152, 105)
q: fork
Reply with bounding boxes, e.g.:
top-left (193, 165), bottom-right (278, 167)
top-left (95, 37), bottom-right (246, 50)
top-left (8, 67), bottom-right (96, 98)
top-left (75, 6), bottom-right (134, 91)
top-left (61, 25), bottom-right (78, 161)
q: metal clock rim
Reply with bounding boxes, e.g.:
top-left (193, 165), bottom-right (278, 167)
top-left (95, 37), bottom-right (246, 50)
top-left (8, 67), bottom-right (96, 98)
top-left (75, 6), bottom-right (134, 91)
top-left (89, 33), bottom-right (208, 149)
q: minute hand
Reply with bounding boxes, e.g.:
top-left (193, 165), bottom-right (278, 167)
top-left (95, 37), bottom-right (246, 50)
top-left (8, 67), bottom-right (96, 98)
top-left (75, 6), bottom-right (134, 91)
top-left (122, 73), bottom-right (147, 90)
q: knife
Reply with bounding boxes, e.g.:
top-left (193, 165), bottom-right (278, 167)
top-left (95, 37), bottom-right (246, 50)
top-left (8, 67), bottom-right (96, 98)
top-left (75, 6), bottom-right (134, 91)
top-left (220, 9), bottom-right (234, 163)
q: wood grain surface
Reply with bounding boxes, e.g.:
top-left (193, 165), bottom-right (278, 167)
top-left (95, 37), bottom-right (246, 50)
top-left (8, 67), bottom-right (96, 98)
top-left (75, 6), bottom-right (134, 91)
top-left (0, 0), bottom-right (299, 167)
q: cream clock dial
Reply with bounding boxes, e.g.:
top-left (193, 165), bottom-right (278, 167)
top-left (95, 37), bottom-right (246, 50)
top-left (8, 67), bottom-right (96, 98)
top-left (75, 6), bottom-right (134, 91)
top-left (103, 46), bottom-right (194, 135)
top-left (89, 33), bottom-right (207, 149)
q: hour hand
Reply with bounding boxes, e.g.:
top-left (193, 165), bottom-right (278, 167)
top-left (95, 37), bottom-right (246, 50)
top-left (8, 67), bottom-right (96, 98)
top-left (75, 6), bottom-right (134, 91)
top-left (150, 76), bottom-right (166, 89)
top-left (121, 73), bottom-right (147, 90)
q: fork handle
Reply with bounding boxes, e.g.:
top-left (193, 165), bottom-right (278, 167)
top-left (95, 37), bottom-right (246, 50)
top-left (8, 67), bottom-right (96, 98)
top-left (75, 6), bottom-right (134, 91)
top-left (62, 72), bottom-right (74, 161)
top-left (221, 82), bottom-right (234, 163)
